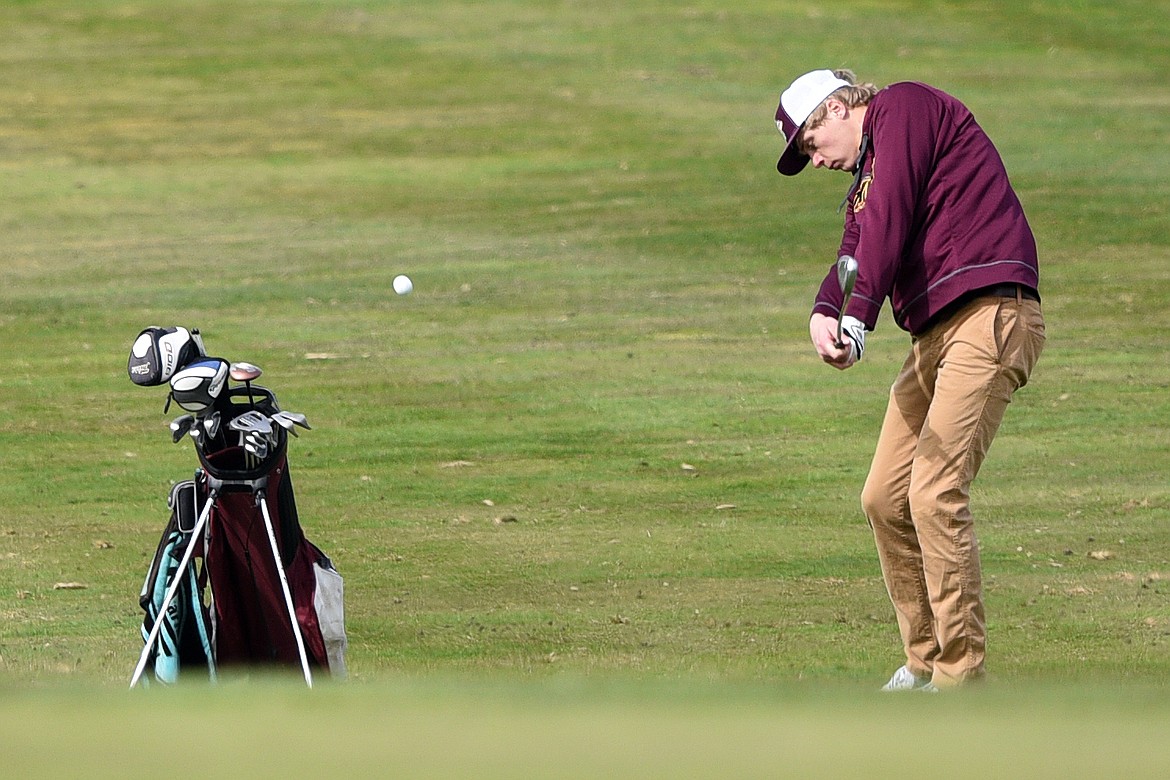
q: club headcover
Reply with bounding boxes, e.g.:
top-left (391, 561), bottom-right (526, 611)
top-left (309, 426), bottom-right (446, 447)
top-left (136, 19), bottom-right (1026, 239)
top-left (169, 358), bottom-right (230, 413)
top-left (128, 326), bottom-right (201, 386)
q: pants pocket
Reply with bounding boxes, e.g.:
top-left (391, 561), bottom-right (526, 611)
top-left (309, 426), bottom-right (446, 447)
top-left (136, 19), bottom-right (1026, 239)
top-left (994, 300), bottom-right (1045, 389)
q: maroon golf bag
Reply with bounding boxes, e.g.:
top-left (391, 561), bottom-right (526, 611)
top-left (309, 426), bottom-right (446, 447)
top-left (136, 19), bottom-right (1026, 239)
top-left (130, 328), bottom-right (346, 688)
top-left (195, 395), bottom-right (343, 675)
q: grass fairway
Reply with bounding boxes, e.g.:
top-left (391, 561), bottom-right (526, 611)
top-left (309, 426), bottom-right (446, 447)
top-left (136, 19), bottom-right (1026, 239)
top-left (2, 0), bottom-right (1170, 773)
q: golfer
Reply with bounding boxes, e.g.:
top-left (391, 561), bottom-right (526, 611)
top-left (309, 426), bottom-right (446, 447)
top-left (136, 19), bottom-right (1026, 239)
top-left (774, 70), bottom-right (1046, 690)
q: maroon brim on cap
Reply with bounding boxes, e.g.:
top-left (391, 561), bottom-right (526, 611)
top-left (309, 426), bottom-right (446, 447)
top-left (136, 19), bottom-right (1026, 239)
top-left (775, 101), bottom-right (810, 176)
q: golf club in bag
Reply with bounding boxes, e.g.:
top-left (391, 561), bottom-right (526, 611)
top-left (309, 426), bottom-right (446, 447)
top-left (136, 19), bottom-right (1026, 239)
top-left (127, 326), bottom-right (347, 688)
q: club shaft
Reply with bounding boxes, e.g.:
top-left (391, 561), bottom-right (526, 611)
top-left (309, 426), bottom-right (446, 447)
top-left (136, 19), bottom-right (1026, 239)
top-left (835, 290), bottom-right (853, 348)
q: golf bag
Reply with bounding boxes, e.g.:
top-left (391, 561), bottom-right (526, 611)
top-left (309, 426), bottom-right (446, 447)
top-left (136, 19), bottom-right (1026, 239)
top-left (130, 328), bottom-right (347, 687)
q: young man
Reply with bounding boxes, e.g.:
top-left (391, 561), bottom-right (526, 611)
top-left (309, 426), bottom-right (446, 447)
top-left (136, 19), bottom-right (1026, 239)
top-left (774, 70), bottom-right (1046, 690)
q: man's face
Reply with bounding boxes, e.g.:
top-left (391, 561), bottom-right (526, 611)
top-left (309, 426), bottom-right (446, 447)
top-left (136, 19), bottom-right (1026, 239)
top-left (798, 103), bottom-right (863, 172)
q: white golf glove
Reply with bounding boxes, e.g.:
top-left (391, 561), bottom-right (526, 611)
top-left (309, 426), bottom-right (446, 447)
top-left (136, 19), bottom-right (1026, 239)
top-left (840, 315), bottom-right (866, 362)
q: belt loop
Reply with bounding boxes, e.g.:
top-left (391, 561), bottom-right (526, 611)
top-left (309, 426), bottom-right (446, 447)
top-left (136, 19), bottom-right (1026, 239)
top-left (1016, 285), bottom-right (1022, 304)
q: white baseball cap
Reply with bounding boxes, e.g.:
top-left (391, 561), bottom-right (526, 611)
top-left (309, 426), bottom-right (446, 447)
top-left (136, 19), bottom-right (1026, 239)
top-left (774, 69), bottom-right (852, 176)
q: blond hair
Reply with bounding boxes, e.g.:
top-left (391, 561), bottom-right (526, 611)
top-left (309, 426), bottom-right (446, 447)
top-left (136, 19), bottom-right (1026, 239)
top-left (803, 69), bottom-right (880, 132)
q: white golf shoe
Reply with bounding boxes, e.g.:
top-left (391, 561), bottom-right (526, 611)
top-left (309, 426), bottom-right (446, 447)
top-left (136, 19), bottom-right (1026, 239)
top-left (880, 665), bottom-right (931, 692)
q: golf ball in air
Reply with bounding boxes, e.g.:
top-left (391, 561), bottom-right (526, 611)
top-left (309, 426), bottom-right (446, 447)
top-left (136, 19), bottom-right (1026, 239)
top-left (393, 274), bottom-right (413, 295)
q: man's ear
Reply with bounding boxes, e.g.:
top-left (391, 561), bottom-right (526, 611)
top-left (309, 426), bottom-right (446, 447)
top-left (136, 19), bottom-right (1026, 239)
top-left (825, 97), bottom-right (848, 119)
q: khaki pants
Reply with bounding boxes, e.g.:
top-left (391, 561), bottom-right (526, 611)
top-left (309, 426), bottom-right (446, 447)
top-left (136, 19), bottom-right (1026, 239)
top-left (860, 293), bottom-right (1045, 687)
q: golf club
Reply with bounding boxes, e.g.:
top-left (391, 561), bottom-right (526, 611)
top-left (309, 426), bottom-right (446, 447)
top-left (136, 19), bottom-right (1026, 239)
top-left (203, 410), bottom-right (221, 440)
top-left (229, 410), bottom-right (272, 435)
top-left (230, 362), bottom-right (262, 409)
top-left (270, 411), bottom-right (299, 437)
top-left (281, 411), bottom-right (310, 430)
top-left (243, 432), bottom-right (269, 460)
top-left (230, 410), bottom-right (273, 469)
top-left (190, 328), bottom-right (208, 358)
top-left (272, 410), bottom-right (311, 433)
top-left (170, 414), bottom-right (195, 444)
top-left (835, 254), bottom-right (859, 349)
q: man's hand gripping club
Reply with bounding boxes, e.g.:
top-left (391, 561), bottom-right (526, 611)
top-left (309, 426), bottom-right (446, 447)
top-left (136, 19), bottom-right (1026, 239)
top-left (811, 255), bottom-right (865, 370)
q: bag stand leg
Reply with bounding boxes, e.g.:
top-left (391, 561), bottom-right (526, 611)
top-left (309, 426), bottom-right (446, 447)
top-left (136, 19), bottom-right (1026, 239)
top-left (257, 490), bottom-right (313, 688)
top-left (129, 489), bottom-right (217, 690)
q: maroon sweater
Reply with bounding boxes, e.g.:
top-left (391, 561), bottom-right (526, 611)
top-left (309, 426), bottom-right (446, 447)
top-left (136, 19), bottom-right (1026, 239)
top-left (811, 82), bottom-right (1039, 336)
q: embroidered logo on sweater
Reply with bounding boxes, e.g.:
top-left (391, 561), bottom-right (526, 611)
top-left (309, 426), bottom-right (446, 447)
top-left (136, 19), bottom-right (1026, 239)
top-left (852, 168), bottom-right (873, 213)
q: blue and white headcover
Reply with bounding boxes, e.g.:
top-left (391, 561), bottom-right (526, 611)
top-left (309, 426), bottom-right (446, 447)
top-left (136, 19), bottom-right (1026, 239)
top-left (169, 358), bottom-right (230, 413)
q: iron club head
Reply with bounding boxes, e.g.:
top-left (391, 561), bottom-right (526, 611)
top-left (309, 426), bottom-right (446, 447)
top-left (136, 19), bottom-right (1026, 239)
top-left (203, 411), bottom-right (221, 439)
top-left (243, 432), bottom-right (270, 460)
top-left (228, 410), bottom-right (273, 436)
top-left (837, 254), bottom-right (858, 297)
top-left (169, 414), bottom-right (195, 444)
top-left (270, 412), bottom-right (299, 436)
top-left (835, 255), bottom-right (859, 349)
top-left (273, 410), bottom-right (310, 431)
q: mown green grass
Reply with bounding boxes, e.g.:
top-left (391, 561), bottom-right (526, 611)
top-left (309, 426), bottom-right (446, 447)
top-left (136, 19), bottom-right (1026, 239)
top-left (2, 0), bottom-right (1170, 773)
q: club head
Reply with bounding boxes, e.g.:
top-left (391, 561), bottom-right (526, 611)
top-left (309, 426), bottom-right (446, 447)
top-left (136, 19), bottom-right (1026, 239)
top-left (203, 411), bottom-right (221, 439)
top-left (273, 410), bottom-right (310, 429)
top-left (229, 361), bottom-right (263, 383)
top-left (169, 414), bottom-right (195, 444)
top-left (283, 411), bottom-right (311, 430)
top-left (228, 410), bottom-right (272, 436)
top-left (834, 255), bottom-right (859, 349)
top-left (836, 255), bottom-right (858, 298)
top-left (270, 412), bottom-right (299, 436)
top-left (243, 432), bottom-right (270, 460)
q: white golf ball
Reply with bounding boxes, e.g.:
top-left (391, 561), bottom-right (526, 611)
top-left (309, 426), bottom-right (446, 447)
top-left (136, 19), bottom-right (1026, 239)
top-left (393, 274), bottom-right (413, 295)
